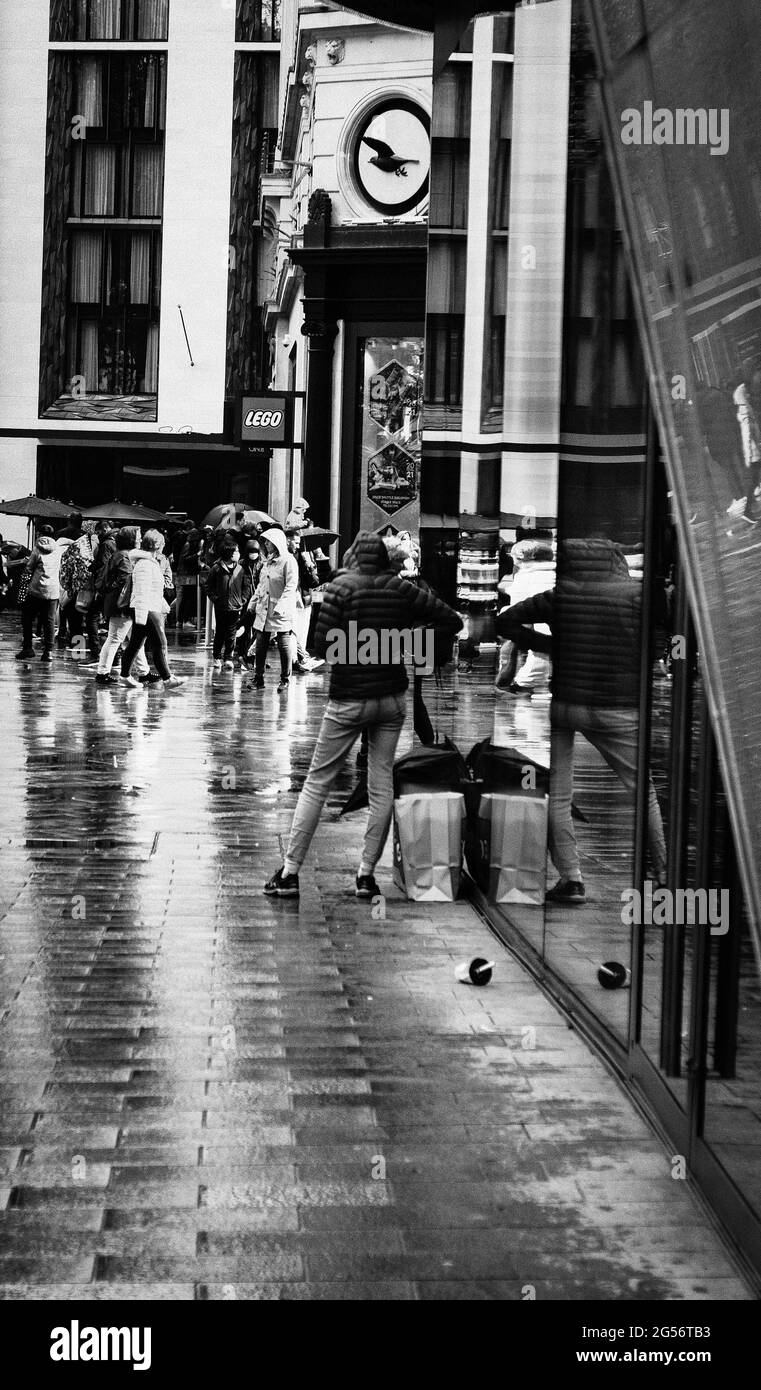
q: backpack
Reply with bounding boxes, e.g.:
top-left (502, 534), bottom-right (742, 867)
top-left (59, 537), bottom-right (93, 595)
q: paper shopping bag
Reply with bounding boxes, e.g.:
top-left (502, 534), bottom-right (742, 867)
top-left (479, 793), bottom-right (548, 905)
top-left (392, 792), bottom-right (466, 902)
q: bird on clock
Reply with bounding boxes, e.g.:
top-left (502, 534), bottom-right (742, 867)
top-left (361, 135), bottom-right (420, 178)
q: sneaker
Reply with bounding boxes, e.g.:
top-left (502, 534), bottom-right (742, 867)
top-left (15, 649), bottom-right (34, 660)
top-left (252, 676), bottom-right (265, 689)
top-left (727, 497), bottom-right (747, 516)
top-left (138, 672), bottom-right (163, 685)
top-left (277, 679), bottom-right (290, 692)
top-left (224, 660), bottom-right (234, 670)
top-left (40, 651), bottom-right (53, 663)
top-left (163, 676), bottom-right (187, 689)
top-left (95, 672), bottom-right (118, 685)
top-left (263, 867), bottom-right (300, 897)
top-left (292, 662), bottom-right (308, 675)
top-left (546, 879), bottom-right (586, 906)
top-left (213, 659), bottom-right (222, 671)
top-left (355, 873), bottom-right (380, 900)
top-left (306, 656), bottom-right (325, 670)
top-left (120, 674), bottom-right (142, 688)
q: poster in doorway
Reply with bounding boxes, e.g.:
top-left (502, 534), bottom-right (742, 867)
top-left (359, 336), bottom-right (423, 534)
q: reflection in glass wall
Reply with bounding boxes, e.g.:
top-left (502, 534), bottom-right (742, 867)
top-left (588, 0), bottom-right (761, 958)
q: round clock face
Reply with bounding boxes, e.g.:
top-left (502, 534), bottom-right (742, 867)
top-left (352, 97), bottom-right (431, 216)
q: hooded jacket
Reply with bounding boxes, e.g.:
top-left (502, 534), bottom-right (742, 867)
top-left (128, 549), bottom-right (167, 626)
top-left (101, 548), bottom-right (133, 621)
top-left (496, 538), bottom-right (641, 708)
top-left (253, 528), bottom-right (298, 633)
top-left (26, 536), bottom-right (63, 601)
top-left (314, 531), bottom-right (462, 701)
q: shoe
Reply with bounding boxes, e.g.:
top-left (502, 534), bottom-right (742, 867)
top-left (213, 659), bottom-right (222, 670)
top-left (355, 873), bottom-right (380, 900)
top-left (163, 676), bottom-right (187, 689)
top-left (120, 675), bottom-right (142, 688)
top-left (306, 656), bottom-right (325, 671)
top-left (263, 867), bottom-right (300, 897)
top-left (95, 673), bottom-right (118, 685)
top-left (506, 683), bottom-right (532, 697)
top-left (40, 651), bottom-right (53, 663)
top-left (277, 679), bottom-right (289, 692)
top-left (292, 662), bottom-right (308, 675)
top-left (138, 672), bottom-right (163, 685)
top-left (15, 649), bottom-right (34, 660)
top-left (546, 879), bottom-right (586, 906)
top-left (252, 676), bottom-right (265, 689)
top-left (224, 660), bottom-right (234, 670)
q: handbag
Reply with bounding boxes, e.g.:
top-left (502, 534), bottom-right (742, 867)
top-left (117, 574), bottom-right (133, 610)
top-left (75, 582), bottom-right (94, 612)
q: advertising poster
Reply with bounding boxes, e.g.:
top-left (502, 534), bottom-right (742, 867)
top-left (359, 336), bottom-right (423, 533)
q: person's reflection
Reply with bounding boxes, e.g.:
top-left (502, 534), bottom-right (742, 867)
top-left (496, 537), bottom-right (667, 906)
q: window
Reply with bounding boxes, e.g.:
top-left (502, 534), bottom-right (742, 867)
top-left (67, 229), bottom-right (161, 394)
top-left (426, 238), bottom-right (467, 413)
top-left (236, 0), bottom-right (281, 43)
top-left (52, 0), bottom-right (169, 41)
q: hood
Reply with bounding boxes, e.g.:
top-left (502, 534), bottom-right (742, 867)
top-left (260, 527), bottom-right (289, 561)
top-left (342, 531), bottom-right (391, 575)
top-left (559, 537), bottom-right (631, 583)
top-left (36, 536), bottom-right (57, 555)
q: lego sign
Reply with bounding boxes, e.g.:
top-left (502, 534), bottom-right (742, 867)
top-left (240, 395), bottom-right (290, 444)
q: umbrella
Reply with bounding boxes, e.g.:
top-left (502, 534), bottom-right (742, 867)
top-left (0, 494), bottom-right (73, 519)
top-left (299, 526), bottom-right (339, 550)
top-left (82, 500), bottom-right (168, 523)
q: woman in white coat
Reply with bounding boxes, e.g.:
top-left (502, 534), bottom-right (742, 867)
top-left (119, 530), bottom-right (186, 689)
top-left (252, 527), bottom-right (298, 692)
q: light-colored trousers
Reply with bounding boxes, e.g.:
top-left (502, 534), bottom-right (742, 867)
top-left (97, 614), bottom-right (149, 676)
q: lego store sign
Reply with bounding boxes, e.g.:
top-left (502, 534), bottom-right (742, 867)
top-left (240, 395), bottom-right (290, 445)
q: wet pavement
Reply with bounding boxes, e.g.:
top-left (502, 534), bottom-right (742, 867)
top-left (0, 616), bottom-right (752, 1300)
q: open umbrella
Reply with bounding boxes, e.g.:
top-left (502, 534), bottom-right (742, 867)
top-left (0, 494), bottom-right (73, 519)
top-left (299, 526), bottom-right (339, 550)
top-left (83, 500), bottom-right (168, 523)
top-left (203, 503), bottom-right (277, 531)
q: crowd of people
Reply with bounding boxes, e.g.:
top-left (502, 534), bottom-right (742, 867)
top-left (8, 499), bottom-right (330, 691)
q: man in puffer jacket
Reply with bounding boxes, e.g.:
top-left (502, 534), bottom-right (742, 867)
top-left (264, 530), bottom-right (462, 900)
top-left (15, 527), bottom-right (63, 662)
top-left (497, 536), bottom-right (667, 905)
top-left (496, 538), bottom-right (555, 695)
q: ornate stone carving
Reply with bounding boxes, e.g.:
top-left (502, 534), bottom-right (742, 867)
top-left (326, 39), bottom-right (345, 66)
top-left (307, 189), bottom-right (332, 226)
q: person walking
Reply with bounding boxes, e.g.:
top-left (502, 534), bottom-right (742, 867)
top-left (207, 539), bottom-right (241, 669)
top-left (286, 528), bottom-right (324, 673)
top-left (231, 539), bottom-right (262, 667)
top-left (119, 530), bottom-right (186, 690)
top-left (251, 528), bottom-right (298, 692)
top-left (94, 526), bottom-right (152, 686)
top-left (497, 536), bottom-right (667, 905)
top-left (263, 530), bottom-right (462, 900)
top-left (15, 526), bottom-right (63, 663)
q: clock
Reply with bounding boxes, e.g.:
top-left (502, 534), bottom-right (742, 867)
top-left (351, 96), bottom-right (430, 216)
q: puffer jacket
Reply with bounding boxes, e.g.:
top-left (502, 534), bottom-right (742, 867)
top-left (26, 536), bottom-right (63, 601)
top-left (496, 538), bottom-right (641, 708)
top-left (314, 531), bottom-right (462, 701)
top-left (206, 558), bottom-right (237, 609)
top-left (102, 549), bottom-right (133, 620)
top-left (228, 560), bottom-right (259, 613)
top-left (254, 528), bottom-right (298, 633)
top-left (128, 550), bottom-right (167, 626)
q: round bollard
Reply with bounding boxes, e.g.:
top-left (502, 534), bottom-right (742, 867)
top-left (455, 957), bottom-right (495, 986)
top-left (597, 960), bottom-right (631, 990)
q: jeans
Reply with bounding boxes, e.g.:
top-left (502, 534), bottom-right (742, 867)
top-left (213, 605), bottom-right (239, 660)
top-left (255, 629), bottom-right (293, 682)
top-left (98, 614), bottom-right (149, 677)
top-left (549, 701), bottom-right (667, 883)
top-left (286, 693), bottom-right (407, 873)
top-left (121, 611), bottom-right (171, 681)
top-left (21, 597), bottom-right (57, 652)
